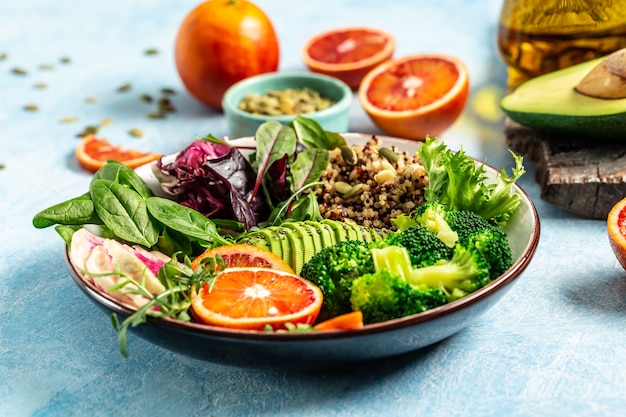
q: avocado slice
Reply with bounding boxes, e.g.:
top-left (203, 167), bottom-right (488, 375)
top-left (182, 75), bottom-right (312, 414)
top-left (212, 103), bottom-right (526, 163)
top-left (257, 228), bottom-right (285, 262)
top-left (281, 223), bottom-right (318, 274)
top-left (307, 220), bottom-right (336, 249)
top-left (500, 57), bottom-right (626, 139)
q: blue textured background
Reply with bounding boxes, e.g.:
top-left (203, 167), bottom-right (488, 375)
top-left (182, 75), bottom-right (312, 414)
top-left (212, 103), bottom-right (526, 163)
top-left (1, 1), bottom-right (625, 416)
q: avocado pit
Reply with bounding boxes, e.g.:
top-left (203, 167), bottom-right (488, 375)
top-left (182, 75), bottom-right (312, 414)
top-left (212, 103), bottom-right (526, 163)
top-left (575, 48), bottom-right (626, 99)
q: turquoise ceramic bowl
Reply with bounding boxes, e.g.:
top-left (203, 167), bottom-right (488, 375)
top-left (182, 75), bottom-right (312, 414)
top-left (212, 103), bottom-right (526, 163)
top-left (222, 71), bottom-right (352, 138)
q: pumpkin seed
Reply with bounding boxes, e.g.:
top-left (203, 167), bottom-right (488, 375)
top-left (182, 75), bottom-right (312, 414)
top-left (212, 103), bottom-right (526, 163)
top-left (147, 112), bottom-right (165, 119)
top-left (33, 83), bottom-right (47, 89)
top-left (60, 56), bottom-right (71, 64)
top-left (128, 128), bottom-right (144, 137)
top-left (59, 116), bottom-right (79, 124)
top-left (378, 146), bottom-right (400, 163)
top-left (374, 169), bottom-right (396, 184)
top-left (39, 64), bottom-right (54, 70)
top-left (340, 145), bottom-right (357, 165)
top-left (161, 87), bottom-right (176, 95)
top-left (85, 97), bottom-right (97, 104)
top-left (76, 125), bottom-right (99, 137)
top-left (0, 53), bottom-right (7, 60)
top-left (343, 183), bottom-right (365, 199)
top-left (23, 104), bottom-right (38, 111)
top-left (334, 181), bottom-right (352, 195)
top-left (140, 94), bottom-right (153, 103)
top-left (144, 48), bottom-right (159, 55)
top-left (100, 118), bottom-right (113, 126)
top-left (11, 67), bottom-right (27, 76)
top-left (117, 83), bottom-right (132, 92)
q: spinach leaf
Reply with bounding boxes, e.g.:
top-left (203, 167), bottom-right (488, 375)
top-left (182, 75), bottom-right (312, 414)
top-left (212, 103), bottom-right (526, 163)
top-left (54, 225), bottom-right (78, 247)
top-left (32, 193), bottom-right (100, 228)
top-left (146, 196), bottom-right (230, 246)
top-left (290, 116), bottom-right (346, 149)
top-left (90, 179), bottom-right (160, 247)
top-left (92, 160), bottom-right (153, 199)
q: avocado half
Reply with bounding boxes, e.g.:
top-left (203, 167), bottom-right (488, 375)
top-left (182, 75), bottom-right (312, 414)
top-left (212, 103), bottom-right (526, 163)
top-left (501, 58), bottom-right (626, 139)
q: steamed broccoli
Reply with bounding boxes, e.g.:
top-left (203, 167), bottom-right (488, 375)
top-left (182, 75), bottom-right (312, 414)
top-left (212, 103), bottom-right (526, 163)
top-left (350, 268), bottom-right (447, 324)
top-left (408, 242), bottom-right (491, 301)
top-left (376, 223), bottom-right (452, 268)
top-left (300, 240), bottom-right (375, 320)
top-left (444, 207), bottom-right (493, 241)
top-left (464, 228), bottom-right (512, 278)
top-left (413, 201), bottom-right (458, 247)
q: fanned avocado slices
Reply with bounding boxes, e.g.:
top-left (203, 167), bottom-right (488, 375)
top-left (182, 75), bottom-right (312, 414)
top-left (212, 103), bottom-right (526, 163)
top-left (235, 219), bottom-right (390, 274)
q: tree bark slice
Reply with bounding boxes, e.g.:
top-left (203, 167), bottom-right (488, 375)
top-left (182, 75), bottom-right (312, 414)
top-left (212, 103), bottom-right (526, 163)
top-left (503, 118), bottom-right (626, 219)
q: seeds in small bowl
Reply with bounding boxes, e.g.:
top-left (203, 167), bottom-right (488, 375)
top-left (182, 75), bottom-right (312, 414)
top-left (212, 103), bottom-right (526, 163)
top-left (238, 87), bottom-right (335, 116)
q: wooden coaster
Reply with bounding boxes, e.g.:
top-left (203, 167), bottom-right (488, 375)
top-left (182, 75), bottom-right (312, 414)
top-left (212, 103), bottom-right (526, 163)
top-left (503, 118), bottom-right (626, 219)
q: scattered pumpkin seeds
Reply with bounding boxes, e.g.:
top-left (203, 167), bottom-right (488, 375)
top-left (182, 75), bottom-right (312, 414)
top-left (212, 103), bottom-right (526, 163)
top-left (158, 97), bottom-right (176, 113)
top-left (39, 64), bottom-right (54, 70)
top-left (161, 87), bottom-right (176, 95)
top-left (0, 163), bottom-right (5, 169)
top-left (60, 56), bottom-right (71, 64)
top-left (59, 116), bottom-right (79, 124)
top-left (100, 118), bottom-right (113, 126)
top-left (0, 53), bottom-right (7, 61)
top-left (147, 112), bottom-right (166, 119)
top-left (378, 147), bottom-right (400, 163)
top-left (76, 125), bottom-right (99, 137)
top-left (117, 83), bottom-right (132, 92)
top-left (85, 97), bottom-right (97, 104)
top-left (128, 128), bottom-right (144, 138)
top-left (144, 48), bottom-right (159, 55)
top-left (238, 87), bottom-right (335, 116)
top-left (11, 67), bottom-right (27, 76)
top-left (34, 83), bottom-right (47, 89)
top-left (23, 104), bottom-right (38, 111)
top-left (140, 94), bottom-right (153, 103)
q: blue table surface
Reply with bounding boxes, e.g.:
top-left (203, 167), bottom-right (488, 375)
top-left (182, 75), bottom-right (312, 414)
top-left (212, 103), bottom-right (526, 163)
top-left (2, 1), bottom-right (626, 416)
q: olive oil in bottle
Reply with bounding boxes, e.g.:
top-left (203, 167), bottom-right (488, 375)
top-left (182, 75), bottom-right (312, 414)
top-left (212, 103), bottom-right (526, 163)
top-left (497, 0), bottom-right (626, 89)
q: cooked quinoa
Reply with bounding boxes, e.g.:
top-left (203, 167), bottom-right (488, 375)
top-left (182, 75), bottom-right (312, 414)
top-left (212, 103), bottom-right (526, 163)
top-left (316, 136), bottom-right (429, 230)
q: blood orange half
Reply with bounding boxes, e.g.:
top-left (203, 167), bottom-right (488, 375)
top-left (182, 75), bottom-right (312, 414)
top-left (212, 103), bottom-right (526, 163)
top-left (302, 27), bottom-right (395, 89)
top-left (75, 135), bottom-right (162, 173)
top-left (190, 267), bottom-right (323, 330)
top-left (191, 244), bottom-right (294, 273)
top-left (358, 54), bottom-right (469, 140)
top-left (608, 197), bottom-right (626, 270)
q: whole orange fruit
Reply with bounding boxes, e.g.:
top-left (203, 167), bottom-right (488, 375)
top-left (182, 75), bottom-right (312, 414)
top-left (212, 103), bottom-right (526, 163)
top-left (175, 0), bottom-right (280, 109)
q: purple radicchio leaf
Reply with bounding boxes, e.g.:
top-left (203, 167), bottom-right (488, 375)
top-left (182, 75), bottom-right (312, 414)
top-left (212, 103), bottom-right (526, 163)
top-left (155, 140), bottom-right (266, 229)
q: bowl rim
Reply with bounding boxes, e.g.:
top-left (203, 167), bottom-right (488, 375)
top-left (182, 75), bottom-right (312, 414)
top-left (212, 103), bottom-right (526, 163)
top-left (66, 132), bottom-right (541, 343)
top-left (221, 71), bottom-right (353, 123)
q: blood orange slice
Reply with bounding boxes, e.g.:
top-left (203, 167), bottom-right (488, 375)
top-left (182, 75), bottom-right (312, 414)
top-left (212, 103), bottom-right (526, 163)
top-left (358, 54), bottom-right (469, 140)
top-left (191, 244), bottom-right (294, 273)
top-left (75, 134), bottom-right (162, 173)
top-left (608, 197), bottom-right (626, 270)
top-left (302, 27), bottom-right (395, 89)
top-left (190, 267), bottom-right (323, 330)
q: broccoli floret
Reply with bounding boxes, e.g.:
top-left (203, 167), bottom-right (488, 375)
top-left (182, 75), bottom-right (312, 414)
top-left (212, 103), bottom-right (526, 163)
top-left (413, 201), bottom-right (458, 247)
top-left (444, 208), bottom-right (493, 241)
top-left (464, 228), bottom-right (512, 278)
top-left (300, 240), bottom-right (374, 321)
top-left (408, 242), bottom-right (491, 302)
top-left (377, 224), bottom-right (452, 268)
top-left (350, 269), bottom-right (447, 324)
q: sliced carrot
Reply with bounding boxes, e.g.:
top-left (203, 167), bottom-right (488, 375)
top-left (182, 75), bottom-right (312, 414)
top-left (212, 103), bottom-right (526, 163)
top-left (313, 311), bottom-right (364, 331)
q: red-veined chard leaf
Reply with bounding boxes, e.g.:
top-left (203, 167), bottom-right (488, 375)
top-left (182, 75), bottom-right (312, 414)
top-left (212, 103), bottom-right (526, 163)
top-left (250, 120), bottom-right (297, 202)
